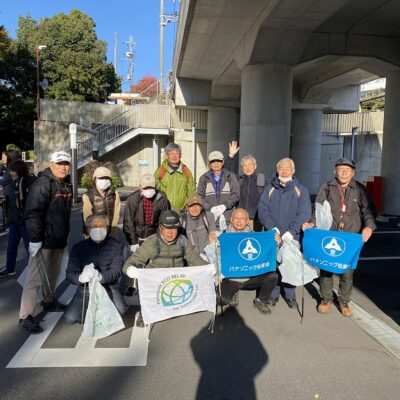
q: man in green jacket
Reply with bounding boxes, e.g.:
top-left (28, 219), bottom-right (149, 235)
top-left (154, 143), bottom-right (196, 213)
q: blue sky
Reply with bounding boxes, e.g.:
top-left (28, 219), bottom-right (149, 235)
top-left (0, 0), bottom-right (178, 91)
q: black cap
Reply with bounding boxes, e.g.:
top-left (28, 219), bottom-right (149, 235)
top-left (335, 158), bottom-right (355, 169)
top-left (159, 210), bottom-right (180, 228)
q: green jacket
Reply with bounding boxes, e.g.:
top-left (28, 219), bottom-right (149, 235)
top-left (123, 233), bottom-right (207, 272)
top-left (154, 160), bottom-right (196, 212)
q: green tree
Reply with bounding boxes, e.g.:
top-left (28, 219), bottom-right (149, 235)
top-left (0, 25), bottom-right (12, 59)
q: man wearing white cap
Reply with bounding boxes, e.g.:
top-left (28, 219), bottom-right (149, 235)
top-left (19, 150), bottom-right (73, 333)
top-left (197, 150), bottom-right (240, 230)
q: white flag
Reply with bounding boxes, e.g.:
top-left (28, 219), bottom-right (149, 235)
top-left (137, 264), bottom-right (216, 325)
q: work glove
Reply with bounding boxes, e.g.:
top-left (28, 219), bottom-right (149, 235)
top-left (93, 269), bottom-right (102, 282)
top-left (272, 227), bottom-right (280, 235)
top-left (29, 242), bottom-right (42, 258)
top-left (210, 204), bottom-right (227, 219)
top-left (130, 244), bottom-right (139, 253)
top-left (126, 266), bottom-right (139, 279)
top-left (282, 231), bottom-right (293, 242)
top-left (83, 263), bottom-right (95, 272)
top-left (79, 268), bottom-right (96, 283)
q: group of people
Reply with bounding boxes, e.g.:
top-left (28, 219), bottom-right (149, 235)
top-left (0, 140), bottom-right (376, 333)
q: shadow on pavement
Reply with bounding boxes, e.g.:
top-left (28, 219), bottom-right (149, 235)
top-left (191, 307), bottom-right (268, 400)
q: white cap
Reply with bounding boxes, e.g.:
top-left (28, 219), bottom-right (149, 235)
top-left (208, 151), bottom-right (224, 162)
top-left (50, 150), bottom-right (71, 164)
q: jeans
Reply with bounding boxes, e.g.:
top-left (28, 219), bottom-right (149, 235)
top-left (6, 223), bottom-right (29, 272)
top-left (319, 269), bottom-right (354, 303)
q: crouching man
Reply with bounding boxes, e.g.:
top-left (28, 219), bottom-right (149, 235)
top-left (63, 214), bottom-right (127, 324)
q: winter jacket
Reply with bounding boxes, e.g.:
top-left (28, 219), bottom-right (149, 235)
top-left (24, 168), bottom-right (72, 249)
top-left (123, 189), bottom-right (169, 245)
top-left (224, 155), bottom-right (265, 220)
top-left (196, 169), bottom-right (240, 222)
top-left (123, 233), bottom-right (207, 272)
top-left (312, 178), bottom-right (377, 233)
top-left (258, 176), bottom-right (311, 240)
top-left (155, 160), bottom-right (196, 212)
top-left (66, 236), bottom-right (123, 286)
top-left (7, 175), bottom-right (36, 225)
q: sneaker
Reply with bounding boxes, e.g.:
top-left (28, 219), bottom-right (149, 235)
top-left (266, 297), bottom-right (279, 306)
top-left (317, 299), bottom-right (332, 314)
top-left (135, 311), bottom-right (145, 328)
top-left (0, 267), bottom-right (16, 278)
top-left (42, 298), bottom-right (67, 312)
top-left (339, 300), bottom-right (353, 317)
top-left (286, 298), bottom-right (298, 309)
top-left (253, 298), bottom-right (271, 315)
top-left (19, 315), bottom-right (43, 334)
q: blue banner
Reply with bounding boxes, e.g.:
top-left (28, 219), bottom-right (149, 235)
top-left (303, 229), bottom-right (364, 274)
top-left (219, 231), bottom-right (277, 278)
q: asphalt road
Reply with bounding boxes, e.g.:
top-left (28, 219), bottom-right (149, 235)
top-left (0, 205), bottom-right (399, 400)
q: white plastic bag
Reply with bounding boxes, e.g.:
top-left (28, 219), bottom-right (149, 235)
top-left (81, 279), bottom-right (125, 340)
top-left (278, 239), bottom-right (318, 286)
top-left (315, 200), bottom-right (333, 230)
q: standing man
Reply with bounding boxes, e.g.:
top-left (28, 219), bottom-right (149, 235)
top-left (154, 143), bottom-right (196, 213)
top-left (197, 150), bottom-right (240, 230)
top-left (258, 158), bottom-right (311, 308)
top-left (303, 158), bottom-right (376, 317)
top-left (19, 150), bottom-right (73, 333)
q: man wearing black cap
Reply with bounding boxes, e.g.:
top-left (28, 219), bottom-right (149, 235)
top-left (303, 158), bottom-right (376, 317)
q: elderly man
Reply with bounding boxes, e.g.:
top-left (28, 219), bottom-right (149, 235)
top-left (154, 142), bottom-right (196, 213)
top-left (220, 208), bottom-right (279, 314)
top-left (19, 150), bottom-right (73, 333)
top-left (197, 150), bottom-right (240, 231)
top-left (180, 193), bottom-right (217, 255)
top-left (258, 158), bottom-right (311, 309)
top-left (63, 214), bottom-right (127, 324)
top-left (224, 141), bottom-right (266, 230)
top-left (303, 158), bottom-right (376, 317)
top-left (124, 210), bottom-right (207, 326)
top-left (123, 174), bottom-right (169, 252)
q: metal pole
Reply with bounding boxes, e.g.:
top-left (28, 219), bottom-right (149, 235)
top-left (69, 123), bottom-right (78, 204)
top-left (153, 135), bottom-right (159, 170)
top-left (351, 126), bottom-right (358, 161)
top-left (36, 48), bottom-right (40, 120)
top-left (159, 0), bottom-right (164, 95)
top-left (191, 121), bottom-right (196, 181)
top-left (113, 32), bottom-right (118, 74)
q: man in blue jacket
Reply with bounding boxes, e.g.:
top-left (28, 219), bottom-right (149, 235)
top-left (258, 158), bottom-right (311, 308)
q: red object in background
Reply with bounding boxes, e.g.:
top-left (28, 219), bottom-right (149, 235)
top-left (366, 176), bottom-right (383, 213)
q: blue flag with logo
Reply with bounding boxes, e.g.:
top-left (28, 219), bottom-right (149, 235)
top-left (303, 229), bottom-right (364, 274)
top-left (219, 231), bottom-right (277, 278)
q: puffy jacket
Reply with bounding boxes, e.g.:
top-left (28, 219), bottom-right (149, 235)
top-left (258, 176), bottom-right (311, 240)
top-left (123, 189), bottom-right (169, 245)
top-left (7, 175), bottom-right (36, 225)
top-left (123, 233), bottom-right (207, 272)
top-left (25, 168), bottom-right (72, 249)
top-left (155, 160), bottom-right (196, 212)
top-left (66, 236), bottom-right (123, 286)
top-left (196, 169), bottom-right (240, 222)
top-left (312, 178), bottom-right (377, 233)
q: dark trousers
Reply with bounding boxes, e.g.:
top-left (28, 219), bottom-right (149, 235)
top-left (63, 284), bottom-right (128, 324)
top-left (319, 269), bottom-right (354, 303)
top-left (6, 223), bottom-right (29, 272)
top-left (271, 269), bottom-right (296, 300)
top-left (221, 272), bottom-right (278, 302)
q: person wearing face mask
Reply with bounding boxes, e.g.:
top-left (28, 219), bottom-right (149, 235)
top-left (258, 158), bottom-right (311, 309)
top-left (63, 214), bottom-right (127, 324)
top-left (82, 166), bottom-right (121, 239)
top-left (123, 174), bottom-right (169, 253)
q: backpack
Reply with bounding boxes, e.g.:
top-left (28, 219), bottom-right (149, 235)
top-left (267, 185), bottom-right (301, 199)
top-left (152, 234), bottom-right (187, 264)
top-left (180, 211), bottom-right (210, 235)
top-left (159, 164), bottom-right (191, 183)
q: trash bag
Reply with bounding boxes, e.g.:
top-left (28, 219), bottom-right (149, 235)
top-left (315, 200), bottom-right (333, 230)
top-left (278, 239), bottom-right (318, 286)
top-left (81, 279), bottom-right (125, 340)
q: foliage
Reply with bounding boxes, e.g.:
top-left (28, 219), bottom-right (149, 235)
top-left (80, 160), bottom-right (120, 190)
top-left (130, 74), bottom-right (158, 97)
top-left (360, 97), bottom-right (385, 112)
top-left (0, 25), bottom-right (12, 59)
top-left (6, 143), bottom-right (22, 153)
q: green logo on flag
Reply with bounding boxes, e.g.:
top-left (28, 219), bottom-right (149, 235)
top-left (160, 279), bottom-right (194, 307)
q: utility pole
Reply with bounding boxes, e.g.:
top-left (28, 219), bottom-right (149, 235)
top-left (114, 32), bottom-right (118, 74)
top-left (124, 35), bottom-right (135, 85)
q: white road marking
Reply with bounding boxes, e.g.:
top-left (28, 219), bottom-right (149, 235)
top-left (373, 231), bottom-right (400, 234)
top-left (359, 256), bottom-right (400, 260)
top-left (7, 285), bottom-right (149, 368)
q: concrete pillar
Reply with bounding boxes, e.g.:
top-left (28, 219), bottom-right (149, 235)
top-left (381, 71), bottom-right (400, 215)
top-left (207, 107), bottom-right (237, 155)
top-left (291, 109), bottom-right (323, 195)
top-left (239, 63), bottom-right (293, 178)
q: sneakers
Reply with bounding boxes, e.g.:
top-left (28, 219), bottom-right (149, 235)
top-left (20, 315), bottom-right (43, 334)
top-left (135, 311), bottom-right (145, 328)
top-left (266, 297), bottom-right (279, 306)
top-left (42, 298), bottom-right (67, 312)
top-left (0, 267), bottom-right (16, 278)
top-left (339, 300), bottom-right (353, 317)
top-left (253, 298), bottom-right (271, 315)
top-left (286, 298), bottom-right (298, 309)
top-left (317, 299), bottom-right (332, 314)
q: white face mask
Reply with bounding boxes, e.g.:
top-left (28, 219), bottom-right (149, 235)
top-left (89, 227), bottom-right (108, 242)
top-left (96, 178), bottom-right (111, 191)
top-left (278, 176), bottom-right (292, 183)
top-left (142, 189), bottom-right (156, 199)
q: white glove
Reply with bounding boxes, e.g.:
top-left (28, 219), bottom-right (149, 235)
top-left (29, 242), bottom-right (42, 258)
top-left (282, 231), bottom-right (293, 242)
top-left (79, 268), bottom-right (96, 283)
top-left (83, 263), bottom-right (95, 273)
top-left (130, 244), bottom-right (139, 253)
top-left (127, 266), bottom-right (139, 279)
top-left (93, 270), bottom-right (102, 282)
top-left (210, 204), bottom-right (226, 219)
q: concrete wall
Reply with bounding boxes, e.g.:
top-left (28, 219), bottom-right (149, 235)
top-left (319, 135), bottom-right (344, 186)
